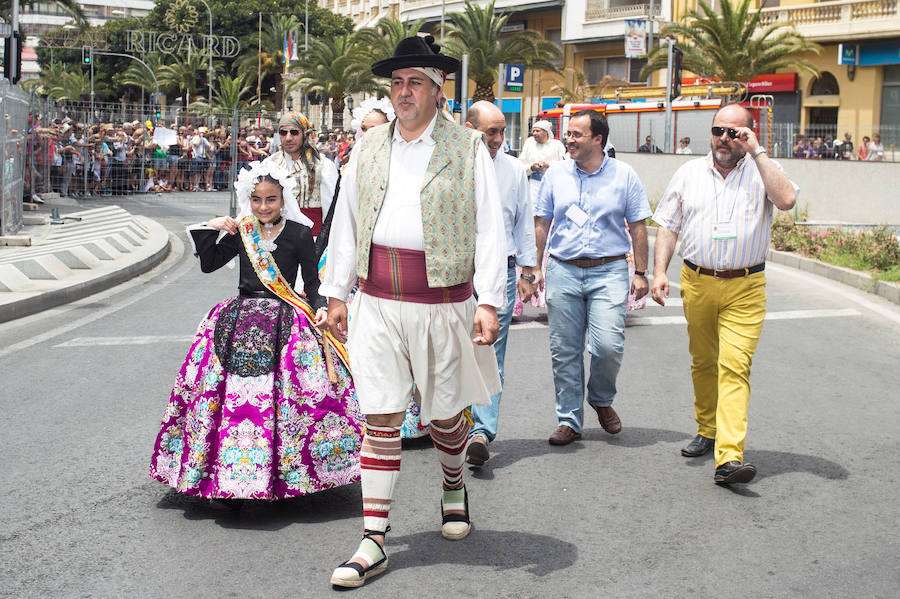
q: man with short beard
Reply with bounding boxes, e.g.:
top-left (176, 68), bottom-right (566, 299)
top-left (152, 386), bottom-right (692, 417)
top-left (651, 103), bottom-right (798, 486)
top-left (263, 112), bottom-right (338, 235)
top-left (322, 35), bottom-right (506, 588)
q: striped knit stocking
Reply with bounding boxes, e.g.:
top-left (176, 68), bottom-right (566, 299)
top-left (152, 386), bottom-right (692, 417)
top-left (360, 424), bottom-right (402, 533)
top-left (430, 414), bottom-right (470, 491)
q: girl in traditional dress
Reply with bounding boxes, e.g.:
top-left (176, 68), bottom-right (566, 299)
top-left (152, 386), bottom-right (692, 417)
top-left (149, 161), bottom-right (363, 500)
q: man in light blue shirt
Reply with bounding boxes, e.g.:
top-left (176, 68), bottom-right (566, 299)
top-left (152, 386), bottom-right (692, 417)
top-left (534, 109), bottom-right (651, 445)
top-left (464, 101), bottom-right (537, 465)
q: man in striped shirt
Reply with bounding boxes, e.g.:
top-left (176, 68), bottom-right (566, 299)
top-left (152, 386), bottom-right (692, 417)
top-left (651, 103), bottom-right (797, 486)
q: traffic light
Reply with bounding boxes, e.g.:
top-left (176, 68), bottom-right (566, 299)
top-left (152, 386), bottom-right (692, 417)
top-left (670, 45), bottom-right (684, 99)
top-left (4, 32), bottom-right (22, 84)
top-left (82, 46), bottom-right (91, 65)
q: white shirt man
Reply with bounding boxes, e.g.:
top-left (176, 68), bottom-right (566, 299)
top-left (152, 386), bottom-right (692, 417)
top-left (519, 119), bottom-right (566, 198)
top-left (323, 35), bottom-right (506, 589)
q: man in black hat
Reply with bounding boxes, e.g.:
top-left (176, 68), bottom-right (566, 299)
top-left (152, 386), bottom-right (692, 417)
top-left (322, 35), bottom-right (507, 588)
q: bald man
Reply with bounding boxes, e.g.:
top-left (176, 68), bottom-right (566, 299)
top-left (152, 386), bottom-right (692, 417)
top-left (463, 101), bottom-right (537, 466)
top-left (652, 103), bottom-right (798, 485)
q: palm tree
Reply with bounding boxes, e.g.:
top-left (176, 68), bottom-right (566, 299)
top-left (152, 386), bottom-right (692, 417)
top-left (45, 70), bottom-right (92, 101)
top-left (188, 72), bottom-right (263, 113)
top-left (157, 54), bottom-right (207, 107)
top-left (235, 14), bottom-right (301, 109)
top-left (640, 0), bottom-right (819, 84)
top-left (441, 0), bottom-right (561, 103)
top-left (355, 16), bottom-right (426, 63)
top-left (286, 34), bottom-right (388, 129)
top-left (118, 52), bottom-right (166, 95)
top-left (551, 70), bottom-right (630, 105)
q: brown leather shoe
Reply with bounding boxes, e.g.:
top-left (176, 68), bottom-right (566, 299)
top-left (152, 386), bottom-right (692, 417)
top-left (548, 425), bottom-right (582, 445)
top-left (592, 405), bottom-right (622, 434)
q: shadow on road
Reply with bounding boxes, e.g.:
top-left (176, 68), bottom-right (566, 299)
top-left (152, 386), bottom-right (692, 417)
top-left (383, 529), bottom-right (578, 577)
top-left (154, 483), bottom-right (362, 529)
top-left (470, 427), bottom-right (694, 480)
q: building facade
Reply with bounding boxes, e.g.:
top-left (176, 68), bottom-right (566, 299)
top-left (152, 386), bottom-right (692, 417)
top-left (315, 0), bottom-right (898, 150)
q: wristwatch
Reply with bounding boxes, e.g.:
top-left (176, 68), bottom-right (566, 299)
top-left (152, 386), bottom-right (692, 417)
top-left (634, 271), bottom-right (646, 277)
top-left (520, 272), bottom-right (536, 283)
top-left (752, 146), bottom-right (768, 159)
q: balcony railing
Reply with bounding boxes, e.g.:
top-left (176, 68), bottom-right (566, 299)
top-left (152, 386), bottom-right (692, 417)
top-left (585, 1), bottom-right (661, 22)
top-left (757, 0), bottom-right (897, 28)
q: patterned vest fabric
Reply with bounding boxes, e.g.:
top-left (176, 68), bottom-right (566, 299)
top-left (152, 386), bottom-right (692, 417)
top-left (262, 150), bottom-right (322, 208)
top-left (355, 116), bottom-right (481, 288)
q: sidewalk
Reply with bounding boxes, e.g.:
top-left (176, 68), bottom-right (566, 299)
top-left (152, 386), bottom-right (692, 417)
top-left (0, 198), bottom-right (170, 323)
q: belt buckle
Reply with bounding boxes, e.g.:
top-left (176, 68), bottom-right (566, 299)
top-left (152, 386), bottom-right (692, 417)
top-left (713, 269), bottom-right (723, 278)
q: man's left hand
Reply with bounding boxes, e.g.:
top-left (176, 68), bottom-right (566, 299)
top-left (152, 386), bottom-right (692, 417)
top-left (631, 273), bottom-right (649, 300)
top-left (472, 305), bottom-right (499, 345)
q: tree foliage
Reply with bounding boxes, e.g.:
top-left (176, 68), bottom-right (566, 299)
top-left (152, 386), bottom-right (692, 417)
top-left (286, 33), bottom-right (387, 129)
top-left (441, 0), bottom-right (561, 102)
top-left (354, 16), bottom-right (426, 63)
top-left (640, 0), bottom-right (819, 83)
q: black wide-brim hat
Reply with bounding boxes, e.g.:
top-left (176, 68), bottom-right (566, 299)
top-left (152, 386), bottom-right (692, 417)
top-left (372, 35), bottom-right (460, 78)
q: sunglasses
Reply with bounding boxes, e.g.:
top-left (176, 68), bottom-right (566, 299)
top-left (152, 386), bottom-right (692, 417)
top-left (711, 126), bottom-right (739, 139)
top-left (279, 129), bottom-right (301, 136)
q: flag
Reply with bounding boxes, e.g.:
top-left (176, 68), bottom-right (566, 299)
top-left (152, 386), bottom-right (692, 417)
top-left (283, 33), bottom-right (289, 65)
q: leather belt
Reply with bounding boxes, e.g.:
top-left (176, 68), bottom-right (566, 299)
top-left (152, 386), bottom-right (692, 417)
top-left (684, 259), bottom-right (765, 279)
top-left (508, 255), bottom-right (516, 269)
top-left (561, 254), bottom-right (626, 268)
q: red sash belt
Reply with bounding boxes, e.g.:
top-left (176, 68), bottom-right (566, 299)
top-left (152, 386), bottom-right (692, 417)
top-left (360, 244), bottom-right (473, 304)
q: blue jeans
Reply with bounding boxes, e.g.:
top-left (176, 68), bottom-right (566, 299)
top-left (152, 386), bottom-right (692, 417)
top-left (545, 257), bottom-right (629, 433)
top-left (470, 266), bottom-right (516, 443)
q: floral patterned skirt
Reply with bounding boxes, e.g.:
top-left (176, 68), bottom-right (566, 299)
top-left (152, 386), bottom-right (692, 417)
top-left (149, 296), bottom-right (363, 500)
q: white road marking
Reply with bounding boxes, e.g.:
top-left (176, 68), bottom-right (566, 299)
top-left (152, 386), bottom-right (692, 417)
top-left (626, 308), bottom-right (860, 327)
top-left (512, 308), bottom-right (861, 329)
top-left (54, 335), bottom-right (193, 348)
top-left (766, 262), bottom-right (900, 327)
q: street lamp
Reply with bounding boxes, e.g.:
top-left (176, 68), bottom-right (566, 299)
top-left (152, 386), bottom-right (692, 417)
top-left (196, 0), bottom-right (213, 111)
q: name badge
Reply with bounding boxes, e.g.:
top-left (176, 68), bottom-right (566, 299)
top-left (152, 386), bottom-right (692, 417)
top-left (712, 222), bottom-right (737, 240)
top-left (565, 204), bottom-right (589, 227)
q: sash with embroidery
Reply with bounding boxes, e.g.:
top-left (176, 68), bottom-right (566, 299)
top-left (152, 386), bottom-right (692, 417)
top-left (238, 215), bottom-right (350, 373)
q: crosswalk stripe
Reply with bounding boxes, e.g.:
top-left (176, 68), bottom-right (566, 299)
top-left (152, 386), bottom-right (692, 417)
top-left (53, 335), bottom-right (193, 348)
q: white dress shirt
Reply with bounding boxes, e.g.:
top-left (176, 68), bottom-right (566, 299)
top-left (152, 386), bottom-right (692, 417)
top-left (653, 152), bottom-right (799, 270)
top-left (493, 151), bottom-right (536, 266)
top-left (321, 113), bottom-right (507, 308)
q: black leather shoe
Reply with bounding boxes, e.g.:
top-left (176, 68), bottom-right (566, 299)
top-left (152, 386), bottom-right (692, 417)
top-left (714, 461), bottom-right (757, 485)
top-left (681, 434), bottom-right (714, 457)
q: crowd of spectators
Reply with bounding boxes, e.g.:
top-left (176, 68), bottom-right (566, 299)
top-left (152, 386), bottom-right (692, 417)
top-left (26, 117), bottom-right (360, 199)
top-left (790, 132), bottom-right (887, 161)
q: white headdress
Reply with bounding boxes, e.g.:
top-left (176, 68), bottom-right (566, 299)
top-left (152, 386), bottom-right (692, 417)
top-left (234, 161), bottom-right (313, 228)
top-left (351, 97), bottom-right (396, 136)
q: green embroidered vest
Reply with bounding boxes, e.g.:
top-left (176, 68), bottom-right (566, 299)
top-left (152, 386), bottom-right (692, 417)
top-left (355, 116), bottom-right (481, 288)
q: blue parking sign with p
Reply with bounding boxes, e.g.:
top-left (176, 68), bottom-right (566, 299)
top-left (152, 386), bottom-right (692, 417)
top-left (505, 64), bottom-right (524, 92)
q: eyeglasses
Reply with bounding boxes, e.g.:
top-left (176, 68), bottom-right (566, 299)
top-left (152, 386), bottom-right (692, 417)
top-left (711, 126), bottom-right (739, 139)
top-left (279, 129), bottom-right (301, 136)
top-left (564, 130), bottom-right (593, 140)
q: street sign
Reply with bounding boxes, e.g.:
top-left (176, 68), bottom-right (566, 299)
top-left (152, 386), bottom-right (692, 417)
top-left (504, 64), bottom-right (524, 93)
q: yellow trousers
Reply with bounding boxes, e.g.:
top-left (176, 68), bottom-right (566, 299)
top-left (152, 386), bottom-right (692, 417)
top-left (680, 264), bottom-right (767, 467)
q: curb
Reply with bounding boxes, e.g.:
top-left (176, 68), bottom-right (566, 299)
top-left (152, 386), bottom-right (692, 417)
top-left (647, 226), bottom-right (900, 306)
top-left (0, 221), bottom-right (171, 323)
top-left (766, 248), bottom-right (900, 305)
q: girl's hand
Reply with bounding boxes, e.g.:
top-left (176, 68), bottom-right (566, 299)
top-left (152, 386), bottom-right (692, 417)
top-left (206, 216), bottom-right (238, 235)
top-left (313, 307), bottom-right (328, 328)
